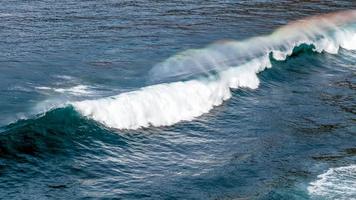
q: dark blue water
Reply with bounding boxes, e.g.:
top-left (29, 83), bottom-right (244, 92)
top-left (0, 1), bottom-right (355, 199)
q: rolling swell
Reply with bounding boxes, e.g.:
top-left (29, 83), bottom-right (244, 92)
top-left (72, 11), bottom-right (356, 130)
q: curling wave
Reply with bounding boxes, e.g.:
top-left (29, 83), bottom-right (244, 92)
top-left (72, 10), bottom-right (356, 130)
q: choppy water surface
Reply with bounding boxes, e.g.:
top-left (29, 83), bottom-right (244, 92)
top-left (0, 1), bottom-right (355, 199)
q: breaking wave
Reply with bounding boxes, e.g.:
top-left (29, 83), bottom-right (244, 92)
top-left (2, 11), bottom-right (355, 131)
top-left (70, 11), bottom-right (356, 130)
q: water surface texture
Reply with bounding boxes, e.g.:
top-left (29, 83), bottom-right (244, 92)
top-left (0, 1), bottom-right (355, 199)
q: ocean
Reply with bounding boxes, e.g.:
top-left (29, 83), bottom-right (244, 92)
top-left (0, 1), bottom-right (355, 199)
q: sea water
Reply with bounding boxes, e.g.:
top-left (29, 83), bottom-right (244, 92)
top-left (0, 1), bottom-right (355, 199)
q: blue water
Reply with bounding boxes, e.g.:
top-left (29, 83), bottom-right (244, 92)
top-left (0, 1), bottom-right (355, 199)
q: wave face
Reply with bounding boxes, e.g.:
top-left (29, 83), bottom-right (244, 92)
top-left (72, 11), bottom-right (356, 130)
top-left (0, 107), bottom-right (89, 158)
top-left (308, 165), bottom-right (356, 200)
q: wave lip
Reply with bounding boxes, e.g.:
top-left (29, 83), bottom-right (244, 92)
top-left (308, 165), bottom-right (356, 200)
top-left (72, 10), bottom-right (356, 130)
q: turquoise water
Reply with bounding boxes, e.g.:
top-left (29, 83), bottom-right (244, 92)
top-left (0, 1), bottom-right (355, 199)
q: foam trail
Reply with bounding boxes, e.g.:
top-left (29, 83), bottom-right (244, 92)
top-left (308, 165), bottom-right (356, 200)
top-left (72, 11), bottom-right (356, 130)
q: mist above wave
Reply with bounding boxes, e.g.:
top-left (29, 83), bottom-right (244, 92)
top-left (149, 10), bottom-right (356, 82)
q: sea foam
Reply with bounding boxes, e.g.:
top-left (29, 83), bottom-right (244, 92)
top-left (308, 165), bottom-right (356, 200)
top-left (72, 11), bottom-right (356, 130)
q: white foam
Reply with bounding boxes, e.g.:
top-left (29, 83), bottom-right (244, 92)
top-left (71, 11), bottom-right (356, 130)
top-left (53, 85), bottom-right (92, 95)
top-left (0, 13), bottom-right (14, 17)
top-left (35, 86), bottom-right (52, 90)
top-left (308, 165), bottom-right (356, 200)
top-left (36, 85), bottom-right (93, 96)
top-left (55, 75), bottom-right (75, 80)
